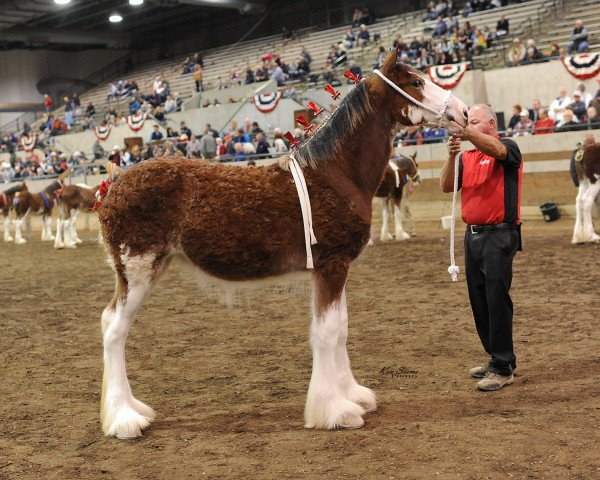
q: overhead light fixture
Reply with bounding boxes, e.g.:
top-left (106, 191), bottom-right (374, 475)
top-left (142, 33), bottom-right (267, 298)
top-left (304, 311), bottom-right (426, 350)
top-left (109, 12), bottom-right (123, 23)
top-left (129, 0), bottom-right (143, 5)
top-left (54, 0), bottom-right (71, 4)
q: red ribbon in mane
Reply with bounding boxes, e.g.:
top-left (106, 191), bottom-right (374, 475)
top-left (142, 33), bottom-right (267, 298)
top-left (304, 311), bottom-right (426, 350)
top-left (307, 101), bottom-right (324, 117)
top-left (324, 84), bottom-right (340, 100)
top-left (284, 132), bottom-right (300, 148)
top-left (343, 69), bottom-right (362, 84)
top-left (296, 114), bottom-right (314, 133)
top-left (92, 180), bottom-right (112, 212)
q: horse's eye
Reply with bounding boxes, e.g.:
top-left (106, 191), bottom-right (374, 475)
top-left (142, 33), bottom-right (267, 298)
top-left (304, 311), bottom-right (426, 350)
top-left (412, 79), bottom-right (423, 88)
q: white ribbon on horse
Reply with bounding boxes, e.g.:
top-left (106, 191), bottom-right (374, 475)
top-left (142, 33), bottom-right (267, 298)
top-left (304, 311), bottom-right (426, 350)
top-left (388, 160), bottom-right (401, 188)
top-left (253, 92), bottom-right (282, 113)
top-left (427, 62), bottom-right (470, 90)
top-left (289, 154), bottom-right (318, 269)
top-left (126, 112), bottom-right (147, 132)
top-left (94, 124), bottom-right (112, 141)
top-left (561, 52), bottom-right (600, 80)
top-left (20, 134), bottom-right (36, 152)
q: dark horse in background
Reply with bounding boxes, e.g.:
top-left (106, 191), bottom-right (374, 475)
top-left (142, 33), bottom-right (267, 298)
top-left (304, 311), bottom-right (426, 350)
top-left (374, 151), bottom-right (420, 242)
top-left (95, 50), bottom-right (468, 439)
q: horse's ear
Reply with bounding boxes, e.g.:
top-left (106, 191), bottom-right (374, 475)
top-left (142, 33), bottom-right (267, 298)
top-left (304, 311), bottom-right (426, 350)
top-left (411, 152), bottom-right (417, 160)
top-left (382, 49), bottom-right (398, 73)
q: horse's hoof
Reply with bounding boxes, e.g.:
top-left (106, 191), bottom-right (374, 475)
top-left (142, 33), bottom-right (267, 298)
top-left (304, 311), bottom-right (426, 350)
top-left (4, 237), bottom-right (13, 242)
top-left (15, 239), bottom-right (27, 245)
top-left (338, 412), bottom-right (365, 429)
top-left (75, 238), bottom-right (83, 244)
top-left (54, 242), bottom-right (65, 250)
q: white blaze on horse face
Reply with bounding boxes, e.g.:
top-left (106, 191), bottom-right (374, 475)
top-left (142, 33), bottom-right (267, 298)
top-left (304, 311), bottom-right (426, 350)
top-left (420, 78), bottom-right (468, 131)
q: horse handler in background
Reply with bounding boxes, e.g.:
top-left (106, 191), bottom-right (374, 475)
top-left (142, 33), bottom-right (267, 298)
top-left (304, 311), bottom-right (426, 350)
top-left (440, 104), bottom-right (523, 392)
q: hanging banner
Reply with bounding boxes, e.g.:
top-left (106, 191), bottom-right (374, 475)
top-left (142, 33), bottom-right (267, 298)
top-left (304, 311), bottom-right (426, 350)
top-left (94, 124), bottom-right (112, 141)
top-left (126, 112), bottom-right (147, 132)
top-left (561, 53), bottom-right (600, 80)
top-left (427, 62), bottom-right (470, 90)
top-left (20, 134), bottom-right (36, 152)
top-left (253, 92), bottom-right (282, 113)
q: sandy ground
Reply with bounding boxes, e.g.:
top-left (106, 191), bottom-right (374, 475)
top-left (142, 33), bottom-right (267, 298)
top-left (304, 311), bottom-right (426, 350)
top-left (1, 218), bottom-right (599, 480)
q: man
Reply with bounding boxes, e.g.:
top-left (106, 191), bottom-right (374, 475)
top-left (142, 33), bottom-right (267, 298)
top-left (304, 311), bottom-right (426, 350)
top-left (180, 122), bottom-right (192, 138)
top-left (569, 91), bottom-right (587, 122)
top-left (555, 108), bottom-right (584, 132)
top-left (496, 14), bottom-right (509, 39)
top-left (150, 125), bottom-right (163, 141)
top-left (567, 19), bottom-right (589, 54)
top-left (548, 87), bottom-right (572, 123)
top-left (199, 130), bottom-right (217, 160)
top-left (206, 123), bottom-right (220, 139)
top-left (586, 106), bottom-right (600, 129)
top-left (440, 104), bottom-right (522, 391)
top-left (92, 140), bottom-right (105, 160)
top-left (534, 107), bottom-right (555, 134)
top-left (255, 133), bottom-right (271, 157)
top-left (528, 99), bottom-right (541, 123)
top-left (513, 110), bottom-right (534, 136)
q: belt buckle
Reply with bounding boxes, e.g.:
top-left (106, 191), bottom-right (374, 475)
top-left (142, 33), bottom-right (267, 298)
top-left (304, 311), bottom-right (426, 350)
top-left (470, 225), bottom-right (476, 235)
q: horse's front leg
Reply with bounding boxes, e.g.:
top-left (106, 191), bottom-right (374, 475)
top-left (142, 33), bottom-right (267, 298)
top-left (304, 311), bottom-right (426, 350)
top-left (305, 268), bottom-right (365, 430)
top-left (582, 181), bottom-right (600, 242)
top-left (3, 212), bottom-right (13, 242)
top-left (336, 287), bottom-right (376, 412)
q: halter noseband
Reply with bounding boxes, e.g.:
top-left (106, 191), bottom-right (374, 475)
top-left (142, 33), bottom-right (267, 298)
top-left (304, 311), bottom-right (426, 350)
top-left (373, 69), bottom-right (452, 128)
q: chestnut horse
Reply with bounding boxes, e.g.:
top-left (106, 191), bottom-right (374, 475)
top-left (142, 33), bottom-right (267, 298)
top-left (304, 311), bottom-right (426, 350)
top-left (96, 51), bottom-right (468, 439)
top-left (55, 184), bottom-right (100, 249)
top-left (375, 152), bottom-right (420, 242)
top-left (1, 182), bottom-right (28, 242)
top-left (572, 136), bottom-right (600, 244)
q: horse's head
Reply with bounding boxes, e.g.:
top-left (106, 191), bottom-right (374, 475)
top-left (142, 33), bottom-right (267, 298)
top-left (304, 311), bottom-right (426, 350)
top-left (371, 50), bottom-right (468, 134)
top-left (396, 152), bottom-right (421, 185)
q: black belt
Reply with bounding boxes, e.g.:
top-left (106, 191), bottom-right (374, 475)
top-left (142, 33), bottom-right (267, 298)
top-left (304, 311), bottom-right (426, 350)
top-left (468, 223), bottom-right (518, 234)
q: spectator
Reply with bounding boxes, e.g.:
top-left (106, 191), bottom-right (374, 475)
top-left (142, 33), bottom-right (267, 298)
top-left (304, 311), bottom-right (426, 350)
top-left (86, 102), bottom-right (96, 118)
top-left (194, 64), bottom-right (203, 93)
top-left (347, 60), bottom-right (363, 79)
top-left (529, 99), bottom-right (542, 123)
top-left (534, 108), bottom-right (556, 134)
top-left (507, 38), bottom-right (526, 66)
top-left (44, 94), bottom-right (53, 113)
top-left (186, 134), bottom-right (202, 158)
top-left (233, 142), bottom-right (247, 162)
top-left (577, 82), bottom-right (593, 107)
top-left (164, 95), bottom-right (176, 114)
top-left (273, 138), bottom-right (288, 154)
top-left (374, 46), bottom-right (386, 69)
top-left (496, 15), bottom-right (509, 39)
top-left (250, 121), bottom-right (264, 138)
top-left (400, 126), bottom-right (423, 146)
top-left (570, 91), bottom-right (587, 122)
top-left (567, 19), bottom-right (589, 54)
top-left (590, 81), bottom-right (600, 112)
top-left (523, 46), bottom-right (545, 64)
top-left (153, 105), bottom-right (165, 122)
top-left (180, 122), bottom-right (192, 138)
top-left (166, 127), bottom-right (178, 138)
top-left (108, 145), bottom-right (121, 166)
top-left (343, 29), bottom-right (356, 49)
top-left (255, 133), bottom-right (270, 156)
top-left (270, 63), bottom-right (286, 86)
top-left (555, 109), bottom-right (584, 132)
top-left (549, 87), bottom-right (572, 122)
top-left (93, 139), bottom-right (105, 159)
top-left (234, 128), bottom-right (251, 144)
top-left (548, 43), bottom-right (561, 58)
top-left (513, 110), bottom-right (534, 136)
top-left (300, 46), bottom-right (312, 65)
top-left (586, 106), bottom-right (600, 129)
top-left (129, 96), bottom-right (141, 114)
top-left (506, 104), bottom-right (522, 135)
top-left (358, 24), bottom-right (370, 47)
top-left (351, 8), bottom-right (362, 28)
top-left (433, 16), bottom-right (448, 38)
top-left (199, 130), bottom-right (217, 160)
top-left (150, 125), bottom-right (163, 141)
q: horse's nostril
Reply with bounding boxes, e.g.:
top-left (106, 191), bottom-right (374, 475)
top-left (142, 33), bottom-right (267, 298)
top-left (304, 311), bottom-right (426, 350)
top-left (463, 108), bottom-right (469, 119)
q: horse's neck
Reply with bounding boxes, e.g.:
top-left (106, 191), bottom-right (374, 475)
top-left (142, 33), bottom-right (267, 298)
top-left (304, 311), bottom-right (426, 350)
top-left (323, 103), bottom-right (393, 204)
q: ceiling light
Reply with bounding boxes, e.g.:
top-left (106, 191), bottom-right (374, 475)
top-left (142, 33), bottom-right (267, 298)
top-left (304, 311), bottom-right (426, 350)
top-left (129, 0), bottom-right (143, 5)
top-left (54, 0), bottom-right (71, 4)
top-left (109, 12), bottom-right (123, 23)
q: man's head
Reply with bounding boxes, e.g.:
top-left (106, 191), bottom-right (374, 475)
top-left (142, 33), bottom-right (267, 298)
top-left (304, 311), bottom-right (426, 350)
top-left (587, 106), bottom-right (598, 120)
top-left (234, 142), bottom-right (243, 153)
top-left (256, 133), bottom-right (264, 142)
top-left (467, 104), bottom-right (498, 135)
top-left (573, 90), bottom-right (582, 102)
top-left (575, 19), bottom-right (583, 29)
top-left (532, 99), bottom-right (541, 111)
top-left (558, 86), bottom-right (567, 98)
top-left (538, 107), bottom-right (548, 119)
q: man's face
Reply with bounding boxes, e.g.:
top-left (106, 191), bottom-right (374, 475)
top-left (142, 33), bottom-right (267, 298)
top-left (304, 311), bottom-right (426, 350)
top-left (588, 107), bottom-right (597, 119)
top-left (467, 106), bottom-right (494, 135)
top-left (559, 87), bottom-right (567, 97)
top-left (532, 100), bottom-right (541, 110)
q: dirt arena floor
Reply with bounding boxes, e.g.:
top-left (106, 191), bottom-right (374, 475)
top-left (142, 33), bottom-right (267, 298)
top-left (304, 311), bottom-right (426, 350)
top-left (1, 217), bottom-right (599, 480)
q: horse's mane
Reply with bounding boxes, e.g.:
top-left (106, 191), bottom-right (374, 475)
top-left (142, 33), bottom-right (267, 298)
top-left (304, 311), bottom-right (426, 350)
top-left (45, 180), bottom-right (63, 193)
top-left (3, 183), bottom-right (26, 195)
top-left (390, 155), bottom-right (415, 172)
top-left (284, 82), bottom-right (373, 169)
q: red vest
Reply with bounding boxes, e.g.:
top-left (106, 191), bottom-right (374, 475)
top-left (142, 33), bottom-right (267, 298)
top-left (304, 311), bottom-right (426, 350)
top-left (460, 138), bottom-right (522, 225)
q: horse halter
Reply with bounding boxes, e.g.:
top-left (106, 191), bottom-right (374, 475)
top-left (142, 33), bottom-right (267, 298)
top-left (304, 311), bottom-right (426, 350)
top-left (373, 69), bottom-right (452, 128)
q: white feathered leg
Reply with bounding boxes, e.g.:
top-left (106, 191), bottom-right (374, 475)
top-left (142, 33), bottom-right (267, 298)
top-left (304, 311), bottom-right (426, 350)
top-left (393, 204), bottom-right (410, 240)
top-left (380, 198), bottom-right (393, 242)
top-left (336, 288), bottom-right (376, 412)
top-left (54, 218), bottom-right (65, 249)
top-left (3, 215), bottom-right (13, 242)
top-left (582, 181), bottom-right (600, 242)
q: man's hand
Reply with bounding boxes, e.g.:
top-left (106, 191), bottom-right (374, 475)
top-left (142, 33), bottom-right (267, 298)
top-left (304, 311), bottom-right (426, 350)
top-left (447, 135), bottom-right (462, 158)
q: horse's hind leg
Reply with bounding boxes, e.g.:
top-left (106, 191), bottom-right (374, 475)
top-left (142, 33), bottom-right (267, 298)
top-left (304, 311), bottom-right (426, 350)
top-left (379, 198), bottom-right (393, 242)
top-left (582, 181), bottom-right (600, 242)
top-left (305, 268), bottom-right (365, 430)
top-left (54, 205), bottom-right (67, 249)
top-left (14, 210), bottom-right (29, 245)
top-left (336, 287), bottom-right (376, 412)
top-left (41, 214), bottom-right (54, 241)
top-left (393, 201), bottom-right (410, 241)
top-left (572, 181), bottom-right (587, 244)
top-left (69, 208), bottom-right (82, 244)
top-left (101, 250), bottom-right (170, 439)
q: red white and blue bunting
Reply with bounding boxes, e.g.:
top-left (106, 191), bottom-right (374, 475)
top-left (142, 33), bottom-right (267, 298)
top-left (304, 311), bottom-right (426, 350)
top-left (561, 53), bottom-right (600, 80)
top-left (253, 92), bottom-right (282, 113)
top-left (427, 62), bottom-right (470, 90)
top-left (20, 134), bottom-right (36, 152)
top-left (94, 124), bottom-right (112, 141)
top-left (126, 111), bottom-right (147, 132)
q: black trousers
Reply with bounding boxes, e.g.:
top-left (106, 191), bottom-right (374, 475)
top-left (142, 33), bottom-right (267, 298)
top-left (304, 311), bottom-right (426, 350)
top-left (464, 227), bottom-right (519, 376)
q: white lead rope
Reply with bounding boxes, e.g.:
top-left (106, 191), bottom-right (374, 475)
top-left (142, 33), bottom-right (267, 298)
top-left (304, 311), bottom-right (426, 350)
top-left (289, 154), bottom-right (318, 269)
top-left (448, 153), bottom-right (460, 282)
